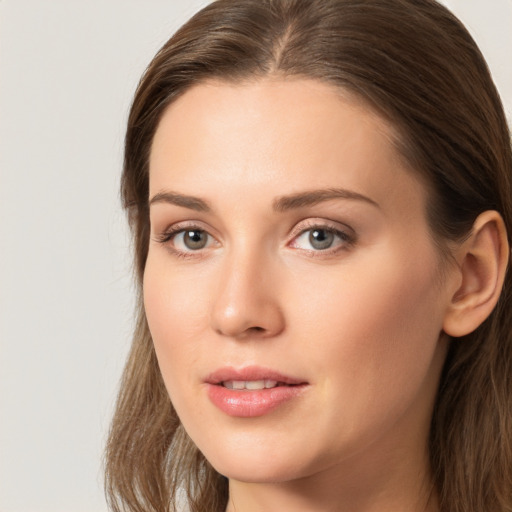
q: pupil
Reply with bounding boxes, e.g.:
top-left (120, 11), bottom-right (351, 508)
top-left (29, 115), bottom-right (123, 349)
top-left (309, 229), bottom-right (334, 250)
top-left (184, 230), bottom-right (207, 249)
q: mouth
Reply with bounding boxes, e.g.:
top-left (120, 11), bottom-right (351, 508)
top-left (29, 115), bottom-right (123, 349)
top-left (205, 366), bottom-right (308, 417)
top-left (205, 366), bottom-right (307, 387)
top-left (221, 379), bottom-right (292, 390)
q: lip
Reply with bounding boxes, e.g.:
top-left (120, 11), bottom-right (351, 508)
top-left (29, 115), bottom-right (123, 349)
top-left (205, 366), bottom-right (306, 386)
top-left (205, 366), bottom-right (308, 418)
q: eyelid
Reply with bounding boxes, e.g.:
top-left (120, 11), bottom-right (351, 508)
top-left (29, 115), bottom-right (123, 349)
top-left (153, 221), bottom-right (220, 257)
top-left (153, 220), bottom-right (216, 240)
top-left (288, 218), bottom-right (356, 241)
top-left (287, 218), bottom-right (356, 254)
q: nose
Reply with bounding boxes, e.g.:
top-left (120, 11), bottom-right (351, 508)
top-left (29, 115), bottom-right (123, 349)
top-left (210, 249), bottom-right (285, 339)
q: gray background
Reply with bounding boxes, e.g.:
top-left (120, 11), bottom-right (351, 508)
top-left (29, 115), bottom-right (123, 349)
top-left (0, 1), bottom-right (510, 511)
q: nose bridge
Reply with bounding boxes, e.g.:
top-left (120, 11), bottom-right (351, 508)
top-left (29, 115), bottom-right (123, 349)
top-left (210, 240), bottom-right (284, 338)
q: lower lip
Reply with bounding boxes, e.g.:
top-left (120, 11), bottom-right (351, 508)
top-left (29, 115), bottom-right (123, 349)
top-left (206, 384), bottom-right (306, 417)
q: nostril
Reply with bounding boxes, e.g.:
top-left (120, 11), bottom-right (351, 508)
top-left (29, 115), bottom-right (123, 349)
top-left (211, 297), bottom-right (285, 338)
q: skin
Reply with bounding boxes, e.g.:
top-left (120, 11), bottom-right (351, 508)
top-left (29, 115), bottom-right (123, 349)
top-left (144, 79), bottom-right (461, 512)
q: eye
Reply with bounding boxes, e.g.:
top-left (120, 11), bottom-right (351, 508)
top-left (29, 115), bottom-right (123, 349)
top-left (155, 225), bottom-right (218, 255)
top-left (290, 226), bottom-right (353, 252)
top-left (174, 229), bottom-right (211, 251)
top-left (305, 228), bottom-right (335, 250)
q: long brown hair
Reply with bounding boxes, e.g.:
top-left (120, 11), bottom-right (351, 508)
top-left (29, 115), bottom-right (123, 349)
top-left (105, 1), bottom-right (512, 511)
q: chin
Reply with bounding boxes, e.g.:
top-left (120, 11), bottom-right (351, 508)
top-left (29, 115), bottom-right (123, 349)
top-left (200, 440), bottom-right (316, 484)
top-left (213, 460), bottom-right (304, 484)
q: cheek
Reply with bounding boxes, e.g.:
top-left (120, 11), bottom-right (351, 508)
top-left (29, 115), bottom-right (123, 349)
top-left (144, 251), bottom-right (212, 330)
top-left (293, 245), bottom-right (446, 423)
top-left (143, 256), bottom-right (209, 388)
top-left (296, 243), bottom-right (443, 340)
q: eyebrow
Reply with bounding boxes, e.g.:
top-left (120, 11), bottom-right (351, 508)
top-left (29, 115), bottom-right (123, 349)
top-left (148, 187), bottom-right (379, 213)
top-left (273, 188), bottom-right (379, 212)
top-left (149, 191), bottom-right (211, 212)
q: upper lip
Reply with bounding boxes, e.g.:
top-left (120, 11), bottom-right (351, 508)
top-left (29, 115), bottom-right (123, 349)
top-left (204, 366), bottom-right (307, 385)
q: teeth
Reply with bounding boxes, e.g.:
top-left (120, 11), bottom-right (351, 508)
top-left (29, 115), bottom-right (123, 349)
top-left (222, 380), bottom-right (280, 390)
top-left (246, 380), bottom-right (265, 390)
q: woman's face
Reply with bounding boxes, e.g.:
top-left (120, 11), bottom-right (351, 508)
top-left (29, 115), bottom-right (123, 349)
top-left (144, 79), bottom-right (454, 484)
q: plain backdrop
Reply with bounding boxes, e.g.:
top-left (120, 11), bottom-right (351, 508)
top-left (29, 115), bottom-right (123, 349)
top-left (0, 1), bottom-right (510, 511)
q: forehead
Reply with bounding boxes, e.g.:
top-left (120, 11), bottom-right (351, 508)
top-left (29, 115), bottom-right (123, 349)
top-left (149, 78), bottom-right (427, 217)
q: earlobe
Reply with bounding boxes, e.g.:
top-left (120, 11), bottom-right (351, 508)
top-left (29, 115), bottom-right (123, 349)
top-left (443, 210), bottom-right (509, 338)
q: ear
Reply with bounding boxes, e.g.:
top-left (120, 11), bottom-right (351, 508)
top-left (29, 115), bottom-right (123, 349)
top-left (443, 210), bottom-right (510, 338)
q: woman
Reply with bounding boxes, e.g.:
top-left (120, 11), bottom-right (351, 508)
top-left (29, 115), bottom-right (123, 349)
top-left (105, 1), bottom-right (512, 511)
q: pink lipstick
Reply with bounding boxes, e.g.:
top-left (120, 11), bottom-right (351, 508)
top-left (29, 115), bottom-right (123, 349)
top-left (205, 366), bottom-right (308, 417)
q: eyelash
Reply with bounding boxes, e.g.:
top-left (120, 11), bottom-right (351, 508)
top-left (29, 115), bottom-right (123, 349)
top-left (289, 222), bottom-right (355, 256)
top-left (153, 223), bottom-right (216, 259)
top-left (153, 221), bottom-right (355, 259)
